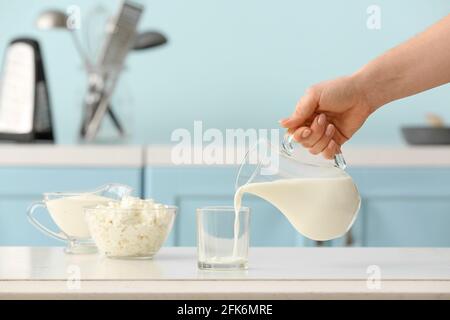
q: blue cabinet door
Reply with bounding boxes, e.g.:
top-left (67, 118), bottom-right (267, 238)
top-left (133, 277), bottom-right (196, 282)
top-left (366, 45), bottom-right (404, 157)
top-left (362, 197), bottom-right (450, 246)
top-left (145, 167), bottom-right (305, 247)
top-left (0, 167), bottom-right (142, 245)
top-left (328, 168), bottom-right (450, 247)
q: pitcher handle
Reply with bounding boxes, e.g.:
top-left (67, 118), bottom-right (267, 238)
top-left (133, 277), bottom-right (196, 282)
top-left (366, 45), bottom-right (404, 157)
top-left (282, 132), bottom-right (347, 170)
top-left (27, 201), bottom-right (68, 242)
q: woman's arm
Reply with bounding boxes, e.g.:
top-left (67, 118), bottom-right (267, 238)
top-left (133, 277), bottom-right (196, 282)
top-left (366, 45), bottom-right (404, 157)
top-left (356, 14), bottom-right (450, 111)
top-left (281, 14), bottom-right (450, 158)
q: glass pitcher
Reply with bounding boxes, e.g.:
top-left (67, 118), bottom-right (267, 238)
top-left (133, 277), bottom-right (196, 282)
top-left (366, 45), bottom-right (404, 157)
top-left (235, 134), bottom-right (361, 241)
top-left (27, 183), bottom-right (133, 254)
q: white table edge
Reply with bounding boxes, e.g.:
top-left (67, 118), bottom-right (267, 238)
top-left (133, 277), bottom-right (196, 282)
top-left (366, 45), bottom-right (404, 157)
top-left (1, 279), bottom-right (450, 300)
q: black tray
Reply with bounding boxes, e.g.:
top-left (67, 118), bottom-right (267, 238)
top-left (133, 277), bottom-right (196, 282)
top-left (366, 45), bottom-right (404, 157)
top-left (402, 126), bottom-right (450, 145)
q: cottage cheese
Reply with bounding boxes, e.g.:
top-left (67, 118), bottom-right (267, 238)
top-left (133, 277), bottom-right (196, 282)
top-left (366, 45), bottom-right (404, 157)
top-left (85, 196), bottom-right (175, 258)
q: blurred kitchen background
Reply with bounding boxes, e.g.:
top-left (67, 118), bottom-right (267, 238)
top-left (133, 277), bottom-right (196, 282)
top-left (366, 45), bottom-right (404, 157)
top-left (1, 0), bottom-right (450, 247)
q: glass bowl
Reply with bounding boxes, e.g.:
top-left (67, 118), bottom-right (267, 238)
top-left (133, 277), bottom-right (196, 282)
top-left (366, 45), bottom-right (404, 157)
top-left (84, 205), bottom-right (177, 259)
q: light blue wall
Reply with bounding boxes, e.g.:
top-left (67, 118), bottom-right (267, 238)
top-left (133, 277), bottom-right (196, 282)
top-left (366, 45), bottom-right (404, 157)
top-left (0, 0), bottom-right (449, 145)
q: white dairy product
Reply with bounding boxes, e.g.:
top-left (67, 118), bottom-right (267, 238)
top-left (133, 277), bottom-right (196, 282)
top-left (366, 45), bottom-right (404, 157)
top-left (85, 196), bottom-right (174, 258)
top-left (46, 194), bottom-right (110, 238)
top-left (197, 218), bottom-right (249, 268)
top-left (200, 256), bottom-right (248, 267)
top-left (234, 172), bottom-right (360, 241)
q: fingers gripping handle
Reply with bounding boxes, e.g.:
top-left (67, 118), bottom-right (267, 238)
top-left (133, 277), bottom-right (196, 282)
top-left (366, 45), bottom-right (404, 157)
top-left (281, 133), bottom-right (347, 170)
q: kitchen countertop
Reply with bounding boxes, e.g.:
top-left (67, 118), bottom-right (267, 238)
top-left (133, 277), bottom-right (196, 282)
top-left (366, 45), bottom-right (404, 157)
top-left (0, 144), bottom-right (143, 167)
top-left (1, 247), bottom-right (450, 299)
top-left (145, 145), bottom-right (450, 167)
top-left (2, 144), bottom-right (450, 167)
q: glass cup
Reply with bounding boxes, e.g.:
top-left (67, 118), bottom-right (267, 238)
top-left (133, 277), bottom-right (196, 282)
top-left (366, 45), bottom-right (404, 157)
top-left (26, 183), bottom-right (132, 254)
top-left (197, 206), bottom-right (250, 270)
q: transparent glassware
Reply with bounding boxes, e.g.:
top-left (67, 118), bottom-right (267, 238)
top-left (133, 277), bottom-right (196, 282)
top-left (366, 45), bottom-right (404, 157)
top-left (197, 206), bottom-right (250, 270)
top-left (280, 132), bottom-right (346, 170)
top-left (27, 183), bottom-right (132, 254)
top-left (85, 205), bottom-right (177, 259)
top-left (236, 135), bottom-right (346, 189)
top-left (235, 136), bottom-right (360, 241)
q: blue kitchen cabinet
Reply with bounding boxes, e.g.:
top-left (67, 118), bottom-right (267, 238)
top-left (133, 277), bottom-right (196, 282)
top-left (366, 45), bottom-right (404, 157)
top-left (0, 167), bottom-right (142, 246)
top-left (361, 197), bottom-right (450, 246)
top-left (329, 168), bottom-right (450, 247)
top-left (145, 167), bottom-right (305, 247)
top-left (3, 164), bottom-right (450, 247)
top-left (146, 166), bottom-right (450, 247)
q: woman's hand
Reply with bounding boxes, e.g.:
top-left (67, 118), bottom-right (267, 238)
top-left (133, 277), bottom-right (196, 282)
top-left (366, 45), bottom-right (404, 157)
top-left (280, 75), bottom-right (373, 159)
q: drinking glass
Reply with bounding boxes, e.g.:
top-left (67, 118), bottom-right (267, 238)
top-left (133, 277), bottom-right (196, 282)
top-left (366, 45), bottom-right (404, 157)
top-left (197, 206), bottom-right (250, 270)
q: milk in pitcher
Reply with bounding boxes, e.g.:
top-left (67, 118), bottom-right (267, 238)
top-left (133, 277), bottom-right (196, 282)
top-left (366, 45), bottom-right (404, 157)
top-left (234, 168), bottom-right (360, 241)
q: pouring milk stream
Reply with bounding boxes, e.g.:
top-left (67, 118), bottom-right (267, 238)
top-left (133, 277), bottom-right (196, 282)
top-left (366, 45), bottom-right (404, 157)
top-left (232, 136), bottom-right (360, 257)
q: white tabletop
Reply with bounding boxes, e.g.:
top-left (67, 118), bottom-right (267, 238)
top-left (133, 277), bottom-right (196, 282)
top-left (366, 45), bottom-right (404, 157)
top-left (1, 247), bottom-right (450, 299)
